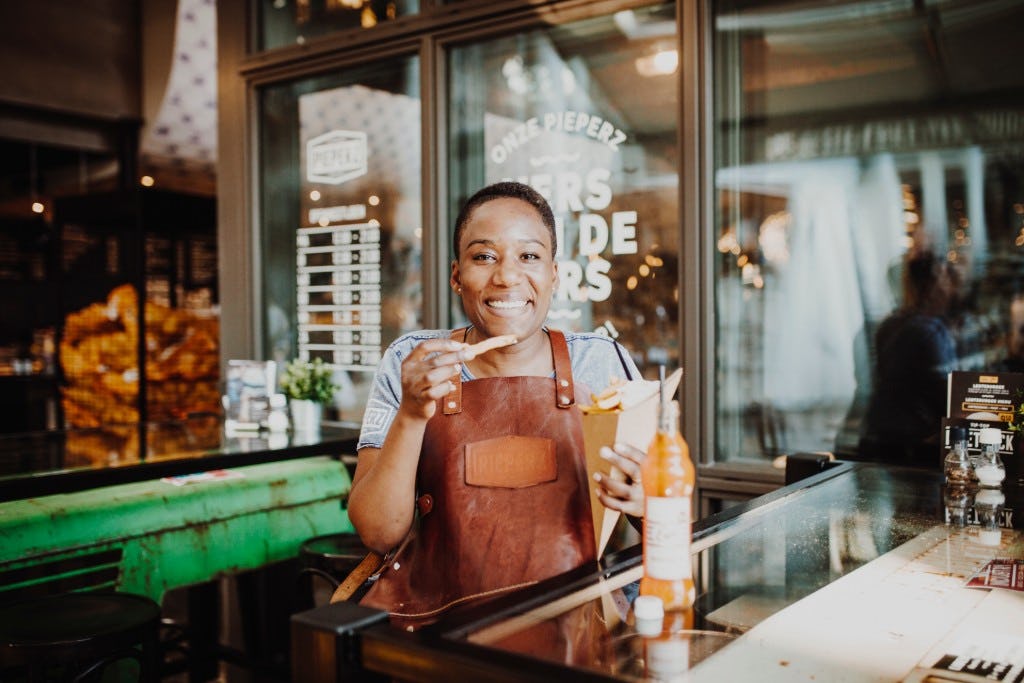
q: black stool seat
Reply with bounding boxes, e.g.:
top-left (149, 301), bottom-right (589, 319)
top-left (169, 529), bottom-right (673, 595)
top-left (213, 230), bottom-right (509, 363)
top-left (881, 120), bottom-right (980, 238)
top-left (0, 593), bottom-right (161, 682)
top-left (300, 533), bottom-right (367, 575)
top-left (298, 533), bottom-right (369, 605)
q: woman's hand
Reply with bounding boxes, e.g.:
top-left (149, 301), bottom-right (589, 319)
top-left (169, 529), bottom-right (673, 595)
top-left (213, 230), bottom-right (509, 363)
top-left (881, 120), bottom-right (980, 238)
top-left (398, 338), bottom-right (468, 421)
top-left (593, 442), bottom-right (646, 518)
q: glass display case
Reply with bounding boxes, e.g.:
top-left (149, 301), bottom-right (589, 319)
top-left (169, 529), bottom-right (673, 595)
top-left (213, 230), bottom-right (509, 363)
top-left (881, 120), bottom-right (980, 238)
top-left (293, 462), bottom-right (1024, 682)
top-left (54, 189), bottom-right (220, 430)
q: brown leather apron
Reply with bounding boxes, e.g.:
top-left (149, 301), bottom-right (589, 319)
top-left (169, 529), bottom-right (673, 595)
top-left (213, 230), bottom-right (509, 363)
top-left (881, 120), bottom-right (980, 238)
top-left (360, 329), bottom-right (597, 628)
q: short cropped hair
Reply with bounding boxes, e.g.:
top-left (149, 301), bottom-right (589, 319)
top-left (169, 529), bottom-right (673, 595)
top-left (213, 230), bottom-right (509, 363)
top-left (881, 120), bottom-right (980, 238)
top-left (452, 181), bottom-right (557, 258)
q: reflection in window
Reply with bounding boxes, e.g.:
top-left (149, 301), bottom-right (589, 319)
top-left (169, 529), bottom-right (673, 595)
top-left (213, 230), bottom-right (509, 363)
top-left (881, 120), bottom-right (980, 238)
top-left (259, 58), bottom-right (422, 424)
top-left (448, 5), bottom-right (679, 377)
top-left (257, 0), bottom-right (419, 51)
top-left (714, 0), bottom-right (1024, 463)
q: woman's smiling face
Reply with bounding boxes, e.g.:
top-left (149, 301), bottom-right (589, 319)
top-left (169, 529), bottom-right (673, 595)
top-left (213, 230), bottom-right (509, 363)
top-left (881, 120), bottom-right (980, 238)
top-left (451, 196), bottom-right (557, 343)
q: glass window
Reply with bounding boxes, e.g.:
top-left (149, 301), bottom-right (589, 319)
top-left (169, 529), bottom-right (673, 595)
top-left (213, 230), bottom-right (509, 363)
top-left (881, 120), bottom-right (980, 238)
top-left (448, 4), bottom-right (679, 378)
top-left (713, 1), bottom-right (1024, 463)
top-left (259, 57), bottom-right (422, 424)
top-left (257, 0), bottom-right (419, 52)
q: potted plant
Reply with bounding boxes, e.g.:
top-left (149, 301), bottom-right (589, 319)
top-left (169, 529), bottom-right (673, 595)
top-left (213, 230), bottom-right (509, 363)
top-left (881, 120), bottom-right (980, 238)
top-left (280, 358), bottom-right (338, 433)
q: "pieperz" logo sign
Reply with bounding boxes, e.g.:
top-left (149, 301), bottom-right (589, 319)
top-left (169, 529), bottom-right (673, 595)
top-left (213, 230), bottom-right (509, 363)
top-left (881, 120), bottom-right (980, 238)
top-left (307, 130), bottom-right (367, 185)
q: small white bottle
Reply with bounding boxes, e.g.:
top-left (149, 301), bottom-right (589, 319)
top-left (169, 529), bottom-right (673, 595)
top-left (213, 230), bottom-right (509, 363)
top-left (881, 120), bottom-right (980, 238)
top-left (975, 428), bottom-right (1005, 487)
top-left (974, 487), bottom-right (1005, 547)
top-left (634, 595), bottom-right (665, 637)
top-left (267, 393), bottom-right (290, 433)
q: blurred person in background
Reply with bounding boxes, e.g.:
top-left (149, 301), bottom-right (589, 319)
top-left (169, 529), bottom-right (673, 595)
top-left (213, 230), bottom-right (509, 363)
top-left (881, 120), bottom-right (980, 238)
top-left (860, 250), bottom-right (959, 467)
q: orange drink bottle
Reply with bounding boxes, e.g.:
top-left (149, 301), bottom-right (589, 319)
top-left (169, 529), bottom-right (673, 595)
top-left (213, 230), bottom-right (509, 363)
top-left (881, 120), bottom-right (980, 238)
top-left (640, 398), bottom-right (696, 611)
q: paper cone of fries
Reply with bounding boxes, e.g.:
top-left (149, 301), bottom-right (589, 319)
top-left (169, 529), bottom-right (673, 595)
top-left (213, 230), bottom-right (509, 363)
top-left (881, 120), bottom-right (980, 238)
top-left (580, 369), bottom-right (683, 557)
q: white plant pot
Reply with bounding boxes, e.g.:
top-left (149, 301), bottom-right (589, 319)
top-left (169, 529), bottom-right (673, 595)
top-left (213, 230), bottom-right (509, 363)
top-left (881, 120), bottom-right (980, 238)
top-left (290, 399), bottom-right (322, 434)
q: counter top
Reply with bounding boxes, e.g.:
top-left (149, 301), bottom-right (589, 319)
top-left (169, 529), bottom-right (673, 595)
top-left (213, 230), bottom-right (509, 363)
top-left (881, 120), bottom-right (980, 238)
top-left (0, 416), bottom-right (359, 501)
top-left (292, 463), bottom-right (1024, 682)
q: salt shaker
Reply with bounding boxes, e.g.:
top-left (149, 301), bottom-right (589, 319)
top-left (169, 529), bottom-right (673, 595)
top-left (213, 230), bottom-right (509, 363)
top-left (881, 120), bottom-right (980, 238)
top-left (974, 487), bottom-right (1004, 547)
top-left (267, 393), bottom-right (290, 433)
top-left (974, 427), bottom-right (1005, 487)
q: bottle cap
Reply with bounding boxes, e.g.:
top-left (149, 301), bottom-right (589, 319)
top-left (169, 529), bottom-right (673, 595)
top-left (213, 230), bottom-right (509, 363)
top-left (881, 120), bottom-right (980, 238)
top-left (978, 427), bottom-right (1003, 446)
top-left (949, 426), bottom-right (967, 442)
top-left (633, 596), bottom-right (664, 636)
top-left (634, 595), bottom-right (665, 621)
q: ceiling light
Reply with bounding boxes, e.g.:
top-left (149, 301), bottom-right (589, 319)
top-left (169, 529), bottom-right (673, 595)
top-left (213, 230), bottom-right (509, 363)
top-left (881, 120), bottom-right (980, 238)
top-left (635, 49), bottom-right (678, 77)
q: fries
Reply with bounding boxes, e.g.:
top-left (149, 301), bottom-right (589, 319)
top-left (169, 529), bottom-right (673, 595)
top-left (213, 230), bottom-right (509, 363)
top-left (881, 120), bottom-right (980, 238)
top-left (463, 334), bottom-right (518, 358)
top-left (579, 378), bottom-right (660, 414)
top-left (579, 369), bottom-right (682, 414)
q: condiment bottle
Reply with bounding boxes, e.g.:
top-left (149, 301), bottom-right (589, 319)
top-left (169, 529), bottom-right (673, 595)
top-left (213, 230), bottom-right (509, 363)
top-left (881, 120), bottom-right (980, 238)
top-left (645, 608), bottom-right (695, 682)
top-left (640, 398), bottom-right (696, 611)
top-left (943, 483), bottom-right (971, 527)
top-left (975, 427), bottom-right (1005, 487)
top-left (974, 487), bottom-right (1005, 547)
top-left (943, 426), bottom-right (971, 485)
top-left (267, 393), bottom-right (290, 433)
top-left (635, 595), bottom-right (695, 682)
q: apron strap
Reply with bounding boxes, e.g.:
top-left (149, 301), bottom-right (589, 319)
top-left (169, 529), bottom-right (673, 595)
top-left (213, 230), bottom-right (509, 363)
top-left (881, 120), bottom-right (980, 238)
top-left (442, 328), bottom-right (574, 414)
top-left (549, 329), bottom-right (575, 409)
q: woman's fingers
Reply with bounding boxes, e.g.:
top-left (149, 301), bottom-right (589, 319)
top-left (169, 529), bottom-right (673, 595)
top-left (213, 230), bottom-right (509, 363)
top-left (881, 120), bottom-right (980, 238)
top-left (593, 474), bottom-right (644, 517)
top-left (408, 338), bottom-right (467, 366)
top-left (594, 443), bottom-right (647, 517)
top-left (398, 339), bottom-right (467, 417)
top-left (599, 443), bottom-right (645, 483)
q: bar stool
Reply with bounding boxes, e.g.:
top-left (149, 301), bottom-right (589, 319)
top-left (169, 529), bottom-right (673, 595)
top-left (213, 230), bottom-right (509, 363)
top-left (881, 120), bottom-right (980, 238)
top-left (297, 533), bottom-right (369, 606)
top-left (0, 592), bottom-right (161, 682)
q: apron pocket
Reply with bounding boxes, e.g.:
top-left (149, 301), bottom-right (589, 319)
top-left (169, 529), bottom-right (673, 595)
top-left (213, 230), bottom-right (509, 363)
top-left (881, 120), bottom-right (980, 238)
top-left (464, 435), bottom-right (557, 488)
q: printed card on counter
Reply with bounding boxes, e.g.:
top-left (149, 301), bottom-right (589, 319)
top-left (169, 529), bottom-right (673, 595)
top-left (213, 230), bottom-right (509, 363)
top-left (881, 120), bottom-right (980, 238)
top-left (161, 470), bottom-right (246, 486)
top-left (947, 371), bottom-right (1024, 423)
top-left (965, 559), bottom-right (1024, 592)
top-left (909, 631), bottom-right (1024, 683)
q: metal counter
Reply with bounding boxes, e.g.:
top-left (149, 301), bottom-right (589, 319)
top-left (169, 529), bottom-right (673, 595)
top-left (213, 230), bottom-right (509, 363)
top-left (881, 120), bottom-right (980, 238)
top-left (0, 456), bottom-right (355, 605)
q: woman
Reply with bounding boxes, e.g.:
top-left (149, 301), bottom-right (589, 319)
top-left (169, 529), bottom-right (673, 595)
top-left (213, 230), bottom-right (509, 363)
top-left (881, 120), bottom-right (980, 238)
top-left (347, 181), bottom-right (645, 627)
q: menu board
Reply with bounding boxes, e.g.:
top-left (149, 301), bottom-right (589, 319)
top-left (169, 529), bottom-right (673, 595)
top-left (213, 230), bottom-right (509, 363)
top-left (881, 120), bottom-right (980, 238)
top-left (942, 371), bottom-right (1024, 461)
top-left (947, 371), bottom-right (1024, 423)
top-left (296, 222), bottom-right (383, 372)
top-left (295, 82), bottom-right (420, 385)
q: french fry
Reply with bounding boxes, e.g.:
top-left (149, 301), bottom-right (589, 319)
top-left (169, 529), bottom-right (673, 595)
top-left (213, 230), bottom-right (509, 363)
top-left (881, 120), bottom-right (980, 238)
top-left (463, 334), bottom-right (518, 358)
